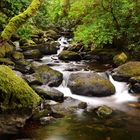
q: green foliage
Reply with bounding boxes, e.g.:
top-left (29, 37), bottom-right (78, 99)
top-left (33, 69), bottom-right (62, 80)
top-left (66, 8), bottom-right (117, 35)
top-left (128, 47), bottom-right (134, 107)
top-left (70, 0), bottom-right (140, 49)
top-left (17, 23), bottom-right (33, 39)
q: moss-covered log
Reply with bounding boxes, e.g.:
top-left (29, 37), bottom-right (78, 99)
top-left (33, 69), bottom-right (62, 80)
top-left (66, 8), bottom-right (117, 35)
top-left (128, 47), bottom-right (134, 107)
top-left (0, 0), bottom-right (43, 41)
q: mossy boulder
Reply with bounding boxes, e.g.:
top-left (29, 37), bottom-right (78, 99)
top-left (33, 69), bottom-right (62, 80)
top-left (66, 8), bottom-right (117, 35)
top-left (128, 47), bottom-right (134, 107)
top-left (45, 29), bottom-right (59, 40)
top-left (0, 42), bottom-right (15, 58)
top-left (12, 52), bottom-right (24, 60)
top-left (113, 52), bottom-right (128, 66)
top-left (0, 58), bottom-right (15, 66)
top-left (58, 50), bottom-right (82, 61)
top-left (112, 61), bottom-right (140, 82)
top-left (68, 72), bottom-right (115, 97)
top-left (33, 65), bottom-right (63, 87)
top-left (19, 39), bottom-right (36, 47)
top-left (23, 49), bottom-right (42, 59)
top-left (14, 59), bottom-right (31, 74)
top-left (0, 65), bottom-right (41, 112)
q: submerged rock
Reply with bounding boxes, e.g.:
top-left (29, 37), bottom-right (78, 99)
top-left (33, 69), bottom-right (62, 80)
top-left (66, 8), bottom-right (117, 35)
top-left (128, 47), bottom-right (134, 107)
top-left (112, 61), bottom-right (140, 82)
top-left (51, 97), bottom-right (85, 115)
top-left (95, 105), bottom-right (113, 118)
top-left (68, 72), bottom-right (115, 97)
top-left (58, 50), bottom-right (82, 61)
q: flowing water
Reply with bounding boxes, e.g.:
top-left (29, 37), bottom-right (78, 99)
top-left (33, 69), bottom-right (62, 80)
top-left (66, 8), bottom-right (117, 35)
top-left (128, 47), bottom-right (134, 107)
top-left (1, 37), bottom-right (140, 140)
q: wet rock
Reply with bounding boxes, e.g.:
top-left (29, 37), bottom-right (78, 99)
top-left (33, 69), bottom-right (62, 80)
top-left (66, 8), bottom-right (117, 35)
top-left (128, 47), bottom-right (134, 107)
top-left (51, 97), bottom-right (84, 115)
top-left (40, 116), bottom-right (55, 125)
top-left (0, 114), bottom-right (30, 134)
top-left (112, 61), bottom-right (140, 82)
top-left (58, 50), bottom-right (82, 61)
top-left (33, 65), bottom-right (63, 87)
top-left (24, 74), bottom-right (42, 85)
top-left (23, 49), bottom-right (42, 59)
top-left (113, 52), bottom-right (127, 66)
top-left (129, 76), bottom-right (140, 84)
top-left (68, 72), bottom-right (115, 97)
top-left (131, 83), bottom-right (140, 93)
top-left (40, 41), bottom-right (58, 55)
top-left (95, 105), bottom-right (113, 118)
top-left (32, 86), bottom-right (64, 102)
top-left (14, 59), bottom-right (32, 74)
top-left (32, 108), bottom-right (53, 121)
top-left (0, 58), bottom-right (15, 66)
top-left (78, 102), bottom-right (87, 109)
top-left (129, 76), bottom-right (140, 93)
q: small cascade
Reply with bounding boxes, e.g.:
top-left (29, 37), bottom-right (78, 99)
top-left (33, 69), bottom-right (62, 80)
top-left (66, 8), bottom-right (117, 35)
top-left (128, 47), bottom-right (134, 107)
top-left (57, 36), bottom-right (69, 55)
top-left (41, 36), bottom-right (138, 111)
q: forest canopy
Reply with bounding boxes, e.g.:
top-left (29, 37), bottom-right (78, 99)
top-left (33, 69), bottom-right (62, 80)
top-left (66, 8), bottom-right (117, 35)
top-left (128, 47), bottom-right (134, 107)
top-left (0, 0), bottom-right (140, 51)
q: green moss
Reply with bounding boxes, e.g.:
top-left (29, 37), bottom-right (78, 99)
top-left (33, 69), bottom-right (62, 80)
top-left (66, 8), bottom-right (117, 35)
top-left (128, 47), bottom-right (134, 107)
top-left (1, 0), bottom-right (43, 41)
top-left (12, 52), bottom-right (24, 60)
top-left (0, 42), bottom-right (14, 58)
top-left (113, 52), bottom-right (127, 66)
top-left (117, 61), bottom-right (140, 77)
top-left (0, 65), bottom-right (41, 111)
top-left (33, 65), bottom-right (63, 86)
top-left (0, 58), bottom-right (15, 66)
top-left (58, 50), bottom-right (81, 61)
top-left (75, 75), bottom-right (115, 92)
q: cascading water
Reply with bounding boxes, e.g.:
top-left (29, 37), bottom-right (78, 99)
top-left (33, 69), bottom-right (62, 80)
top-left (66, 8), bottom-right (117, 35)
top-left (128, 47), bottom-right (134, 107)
top-left (41, 36), bottom-right (138, 111)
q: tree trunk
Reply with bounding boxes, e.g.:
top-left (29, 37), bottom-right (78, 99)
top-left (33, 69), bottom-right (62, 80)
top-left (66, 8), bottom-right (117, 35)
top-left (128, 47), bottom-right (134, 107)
top-left (0, 0), bottom-right (43, 42)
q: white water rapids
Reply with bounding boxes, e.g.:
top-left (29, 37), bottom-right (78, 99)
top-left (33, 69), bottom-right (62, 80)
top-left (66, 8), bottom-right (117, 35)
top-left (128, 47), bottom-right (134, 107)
top-left (41, 36), bottom-right (138, 110)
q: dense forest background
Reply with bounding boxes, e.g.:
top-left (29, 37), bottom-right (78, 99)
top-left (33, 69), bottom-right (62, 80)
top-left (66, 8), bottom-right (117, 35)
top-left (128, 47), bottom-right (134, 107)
top-left (0, 0), bottom-right (140, 51)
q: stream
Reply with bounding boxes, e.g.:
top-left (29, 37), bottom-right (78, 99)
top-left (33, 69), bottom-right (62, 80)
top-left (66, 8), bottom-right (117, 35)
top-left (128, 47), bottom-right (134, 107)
top-left (1, 37), bottom-right (140, 140)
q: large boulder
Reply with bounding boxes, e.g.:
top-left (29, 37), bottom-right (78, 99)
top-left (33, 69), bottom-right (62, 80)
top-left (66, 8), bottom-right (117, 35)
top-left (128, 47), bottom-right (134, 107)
top-left (33, 65), bottom-right (63, 87)
top-left (112, 61), bottom-right (140, 82)
top-left (68, 72), bottom-right (115, 97)
top-left (58, 50), bottom-right (82, 61)
top-left (0, 65), bottom-right (41, 112)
